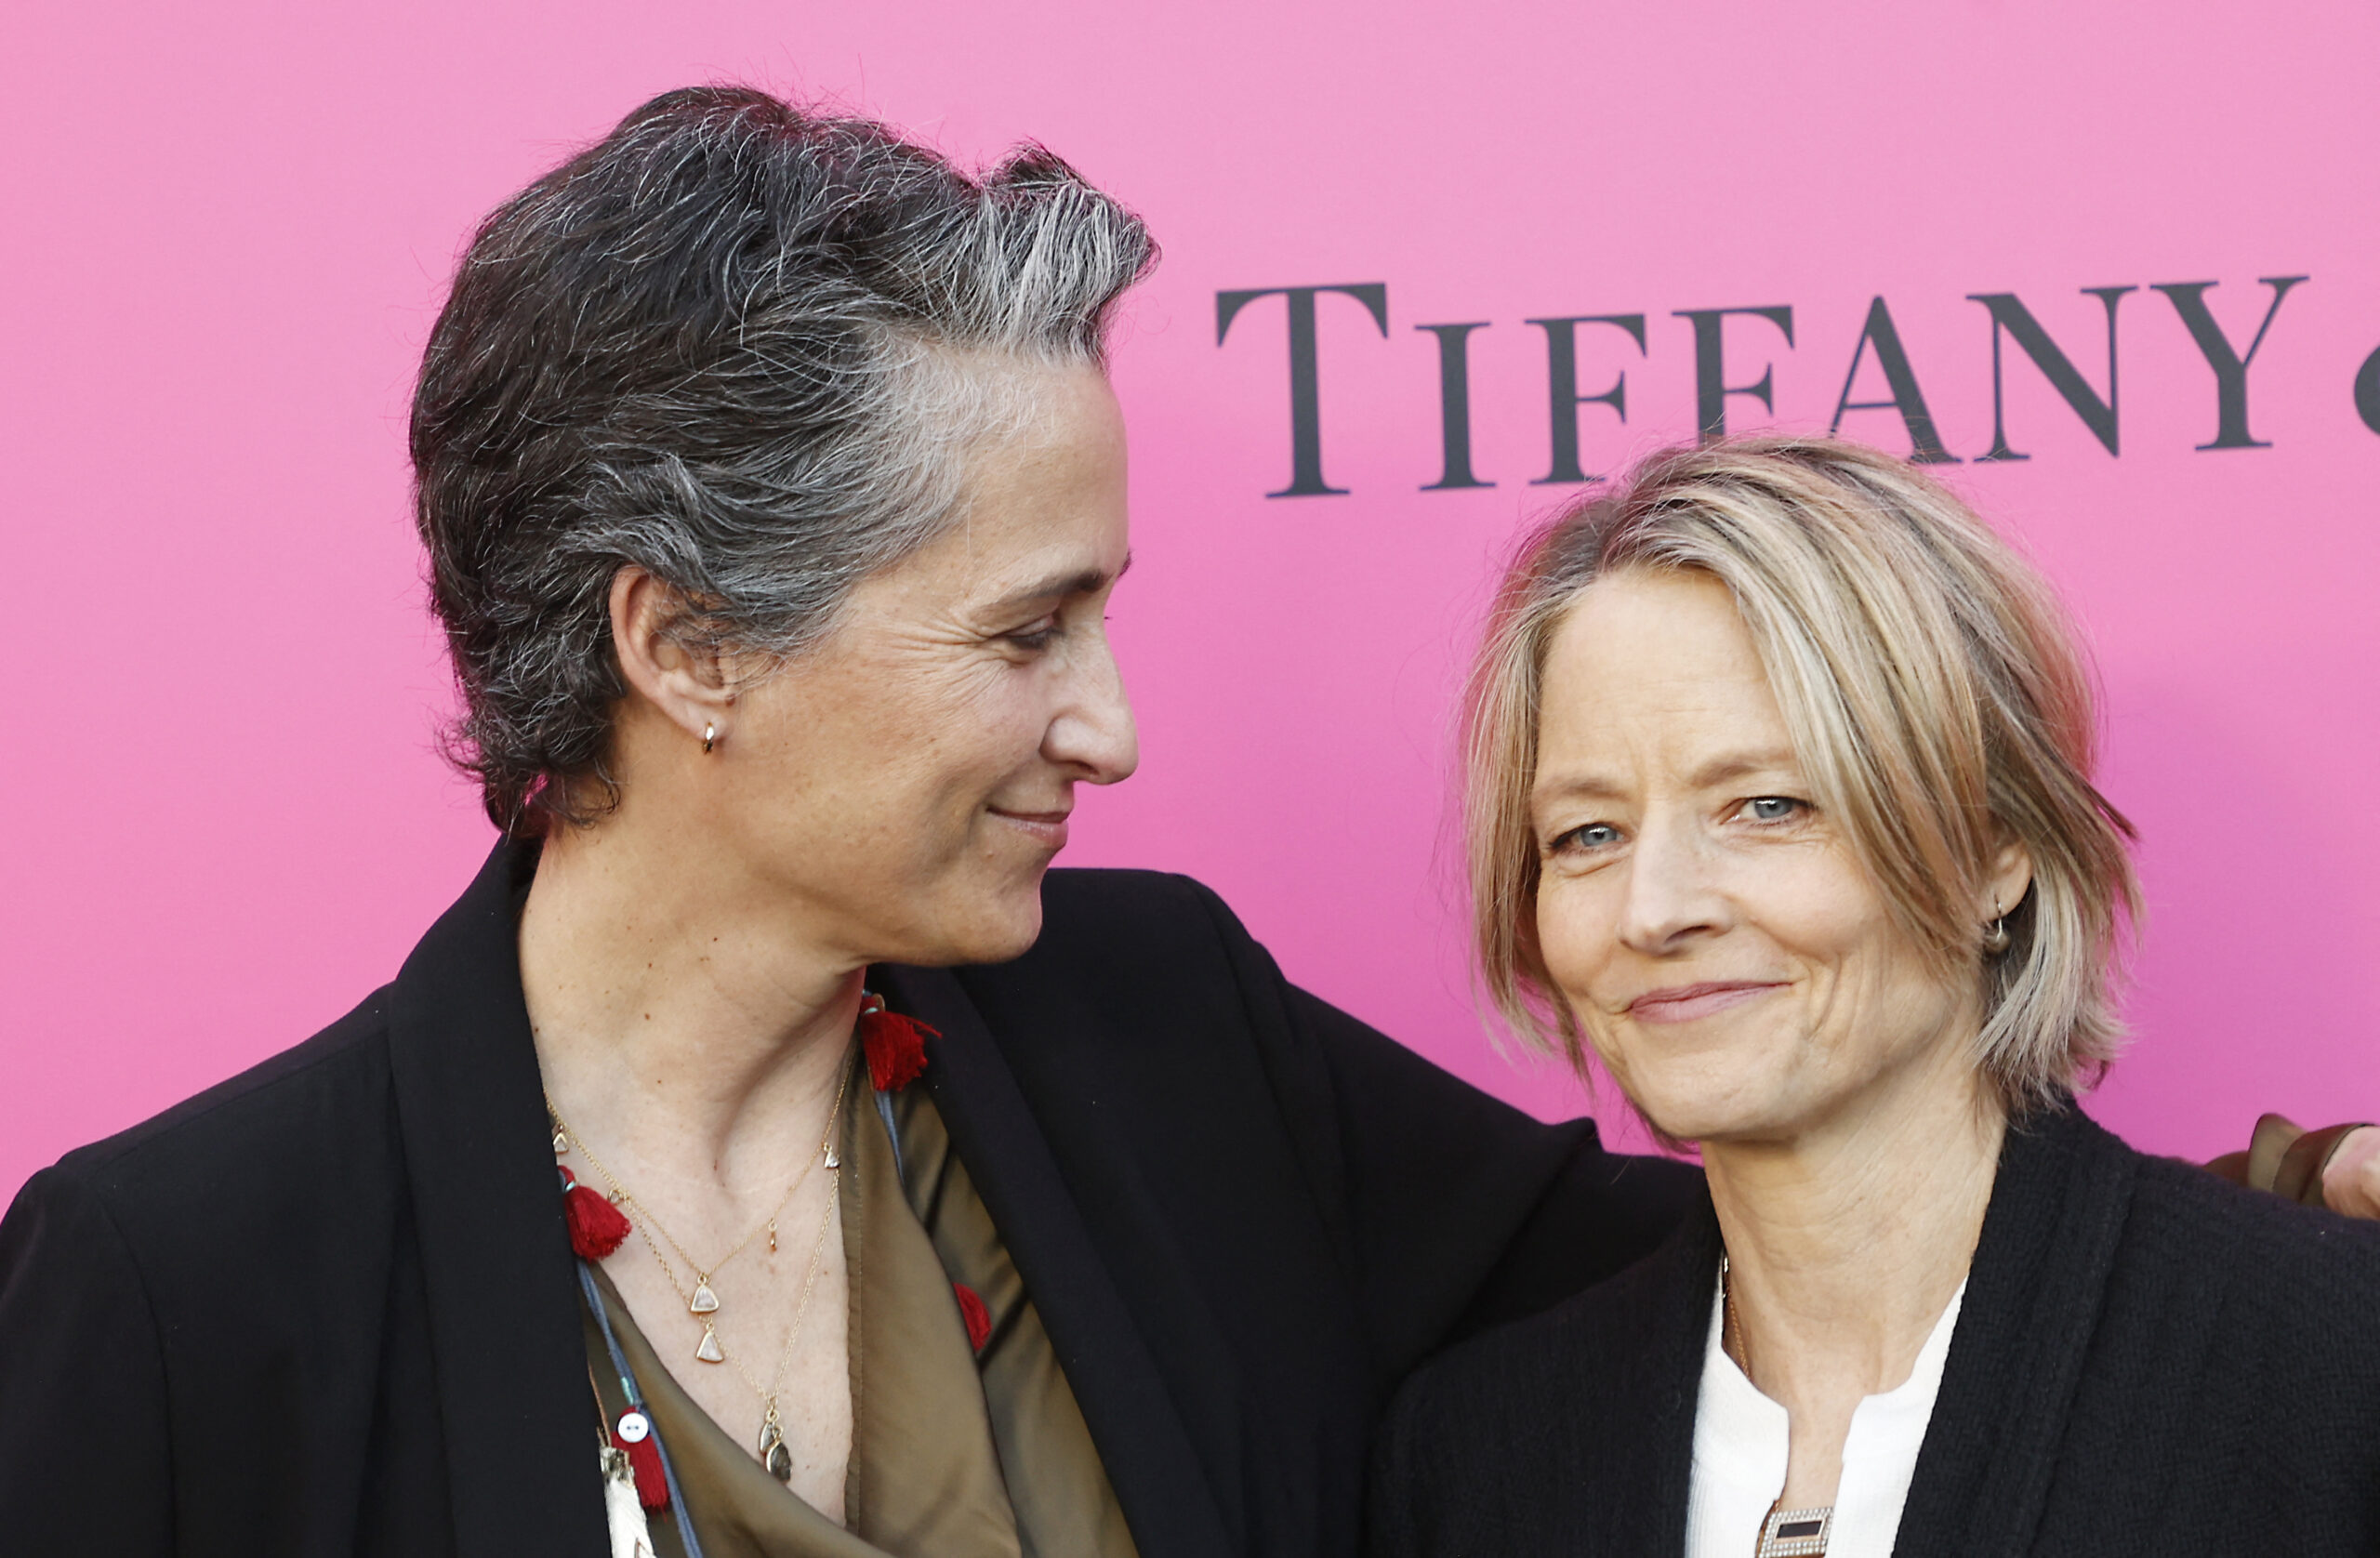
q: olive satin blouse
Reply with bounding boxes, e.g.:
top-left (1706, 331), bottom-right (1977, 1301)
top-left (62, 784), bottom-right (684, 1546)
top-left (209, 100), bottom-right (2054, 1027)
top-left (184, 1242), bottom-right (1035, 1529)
top-left (581, 1057), bottom-right (1138, 1558)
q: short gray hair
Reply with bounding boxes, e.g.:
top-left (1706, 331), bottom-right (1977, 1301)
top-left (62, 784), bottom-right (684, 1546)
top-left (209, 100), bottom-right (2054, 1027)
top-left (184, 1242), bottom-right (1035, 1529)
top-left (411, 86), bottom-right (1156, 831)
top-left (1465, 437), bottom-right (2142, 1115)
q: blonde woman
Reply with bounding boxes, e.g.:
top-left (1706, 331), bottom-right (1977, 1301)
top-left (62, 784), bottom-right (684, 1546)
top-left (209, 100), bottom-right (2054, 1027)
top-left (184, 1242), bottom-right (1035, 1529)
top-left (1368, 439), bottom-right (2380, 1557)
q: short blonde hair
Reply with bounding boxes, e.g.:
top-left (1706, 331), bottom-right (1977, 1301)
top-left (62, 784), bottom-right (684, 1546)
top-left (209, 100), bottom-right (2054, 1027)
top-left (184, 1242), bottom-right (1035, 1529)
top-left (1465, 436), bottom-right (2141, 1113)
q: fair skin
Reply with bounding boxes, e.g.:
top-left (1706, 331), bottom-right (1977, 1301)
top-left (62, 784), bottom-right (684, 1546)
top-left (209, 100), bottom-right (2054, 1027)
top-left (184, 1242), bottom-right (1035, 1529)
top-left (2325, 1129), bottom-right (2380, 1219)
top-left (522, 359), bottom-right (1136, 1520)
top-left (1529, 568), bottom-right (2030, 1512)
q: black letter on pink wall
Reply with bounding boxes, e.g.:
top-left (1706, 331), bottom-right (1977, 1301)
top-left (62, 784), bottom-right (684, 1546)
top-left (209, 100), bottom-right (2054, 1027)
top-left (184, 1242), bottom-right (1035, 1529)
top-left (2151, 276), bottom-right (2307, 450)
top-left (1527, 314), bottom-right (1647, 484)
top-left (1216, 284), bottom-right (1391, 496)
top-left (2357, 345), bottom-right (2380, 436)
top-left (1830, 297), bottom-right (1958, 463)
top-left (1673, 307), bottom-right (1794, 442)
top-left (1417, 322), bottom-right (1493, 489)
top-left (1966, 287), bottom-right (2135, 460)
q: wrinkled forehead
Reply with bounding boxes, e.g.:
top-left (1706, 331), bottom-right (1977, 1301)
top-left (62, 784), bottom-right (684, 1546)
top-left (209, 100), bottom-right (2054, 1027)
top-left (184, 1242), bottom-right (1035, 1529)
top-left (858, 355), bottom-right (1130, 611)
top-left (1531, 570), bottom-right (1805, 809)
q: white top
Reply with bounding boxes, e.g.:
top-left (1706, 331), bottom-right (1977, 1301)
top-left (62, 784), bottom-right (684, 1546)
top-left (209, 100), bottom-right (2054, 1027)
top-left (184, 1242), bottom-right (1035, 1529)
top-left (1683, 1273), bottom-right (1965, 1558)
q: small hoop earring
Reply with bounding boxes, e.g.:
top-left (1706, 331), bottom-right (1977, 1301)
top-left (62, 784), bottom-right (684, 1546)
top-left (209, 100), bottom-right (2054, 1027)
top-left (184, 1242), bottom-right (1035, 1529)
top-left (701, 721), bottom-right (717, 755)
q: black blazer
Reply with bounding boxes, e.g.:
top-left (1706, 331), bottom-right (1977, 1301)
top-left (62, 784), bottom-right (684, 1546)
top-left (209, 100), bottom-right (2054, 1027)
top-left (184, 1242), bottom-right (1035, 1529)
top-left (1368, 1103), bottom-right (2380, 1557)
top-left (0, 841), bottom-right (1698, 1558)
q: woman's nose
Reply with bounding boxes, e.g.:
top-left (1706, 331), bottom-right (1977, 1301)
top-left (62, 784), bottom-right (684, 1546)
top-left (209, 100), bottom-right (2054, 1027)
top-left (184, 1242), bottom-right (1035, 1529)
top-left (1615, 818), bottom-right (1727, 953)
top-left (1046, 632), bottom-right (1139, 785)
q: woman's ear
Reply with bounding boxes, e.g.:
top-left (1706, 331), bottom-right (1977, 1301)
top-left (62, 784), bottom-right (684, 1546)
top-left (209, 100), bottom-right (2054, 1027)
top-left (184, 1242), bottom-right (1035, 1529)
top-left (1985, 834), bottom-right (2035, 925)
top-left (608, 566), bottom-right (736, 746)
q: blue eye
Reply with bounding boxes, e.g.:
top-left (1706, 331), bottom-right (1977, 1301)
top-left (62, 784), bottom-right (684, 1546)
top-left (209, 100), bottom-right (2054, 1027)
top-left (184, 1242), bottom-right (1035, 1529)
top-left (1556, 823), bottom-right (1622, 852)
top-left (1741, 796), bottom-right (1805, 823)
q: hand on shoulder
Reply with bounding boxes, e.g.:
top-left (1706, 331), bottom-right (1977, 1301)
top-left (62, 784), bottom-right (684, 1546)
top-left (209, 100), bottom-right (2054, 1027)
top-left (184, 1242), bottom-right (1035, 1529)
top-left (2323, 1127), bottom-right (2380, 1221)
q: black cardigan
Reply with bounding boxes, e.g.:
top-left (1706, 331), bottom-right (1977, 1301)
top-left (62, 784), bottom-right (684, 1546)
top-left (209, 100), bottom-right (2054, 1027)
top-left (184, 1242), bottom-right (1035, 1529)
top-left (0, 842), bottom-right (1698, 1558)
top-left (1368, 1103), bottom-right (2380, 1557)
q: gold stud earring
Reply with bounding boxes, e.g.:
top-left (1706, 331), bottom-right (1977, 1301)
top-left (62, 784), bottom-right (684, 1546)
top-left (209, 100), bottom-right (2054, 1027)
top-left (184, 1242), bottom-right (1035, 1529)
top-left (702, 721), bottom-right (717, 755)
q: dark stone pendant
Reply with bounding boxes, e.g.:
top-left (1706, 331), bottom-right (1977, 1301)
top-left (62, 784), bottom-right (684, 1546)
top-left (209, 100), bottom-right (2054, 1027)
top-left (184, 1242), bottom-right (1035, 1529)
top-left (757, 1416), bottom-right (794, 1484)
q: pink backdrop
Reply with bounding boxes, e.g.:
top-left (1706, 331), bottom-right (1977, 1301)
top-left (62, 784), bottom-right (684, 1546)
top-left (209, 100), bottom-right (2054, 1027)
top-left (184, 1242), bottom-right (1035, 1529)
top-left (6, 1), bottom-right (2376, 1198)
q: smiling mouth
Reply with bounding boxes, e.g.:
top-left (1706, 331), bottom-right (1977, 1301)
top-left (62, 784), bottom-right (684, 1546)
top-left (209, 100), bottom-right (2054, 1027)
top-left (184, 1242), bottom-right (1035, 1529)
top-left (987, 807), bottom-right (1072, 847)
top-left (1625, 981), bottom-right (1786, 1023)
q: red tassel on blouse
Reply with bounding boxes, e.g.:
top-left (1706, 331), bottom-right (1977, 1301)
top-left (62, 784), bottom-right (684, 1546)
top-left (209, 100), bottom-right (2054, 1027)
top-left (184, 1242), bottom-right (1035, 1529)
top-left (614, 1418), bottom-right (669, 1510)
top-left (860, 996), bottom-right (937, 1091)
top-left (953, 1282), bottom-right (992, 1353)
top-left (560, 1168), bottom-right (632, 1261)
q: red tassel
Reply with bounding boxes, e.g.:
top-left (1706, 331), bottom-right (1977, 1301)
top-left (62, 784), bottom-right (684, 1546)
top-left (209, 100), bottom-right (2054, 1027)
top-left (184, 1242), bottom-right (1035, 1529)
top-left (613, 1412), bottom-right (668, 1510)
top-left (861, 997), bottom-right (937, 1091)
top-left (563, 1180), bottom-right (632, 1261)
top-left (953, 1281), bottom-right (992, 1353)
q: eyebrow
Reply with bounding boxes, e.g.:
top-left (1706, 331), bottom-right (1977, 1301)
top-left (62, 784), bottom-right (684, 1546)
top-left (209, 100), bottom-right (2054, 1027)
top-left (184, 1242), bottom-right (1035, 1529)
top-left (984, 551), bottom-right (1132, 615)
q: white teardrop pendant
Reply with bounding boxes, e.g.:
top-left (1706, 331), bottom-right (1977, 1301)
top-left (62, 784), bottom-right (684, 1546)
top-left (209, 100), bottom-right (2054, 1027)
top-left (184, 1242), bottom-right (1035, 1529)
top-left (694, 1325), bottom-right (725, 1364)
top-left (688, 1280), bottom-right (720, 1315)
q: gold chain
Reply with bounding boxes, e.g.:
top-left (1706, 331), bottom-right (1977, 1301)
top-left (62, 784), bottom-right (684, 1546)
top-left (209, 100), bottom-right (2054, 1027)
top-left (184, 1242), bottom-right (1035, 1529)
top-left (742, 1181), bottom-right (837, 1417)
top-left (550, 1062), bottom-right (850, 1306)
top-left (550, 1054), bottom-right (854, 1478)
top-left (606, 1142), bottom-right (805, 1285)
top-left (1720, 1251), bottom-right (1753, 1384)
top-left (1723, 1253), bottom-right (1834, 1558)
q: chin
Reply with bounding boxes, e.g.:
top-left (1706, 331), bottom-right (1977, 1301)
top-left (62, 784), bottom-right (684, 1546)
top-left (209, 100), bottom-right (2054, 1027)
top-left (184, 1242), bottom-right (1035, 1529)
top-left (1606, 1051), bottom-right (1798, 1147)
top-left (921, 883), bottom-right (1047, 967)
top-left (962, 918), bottom-right (1043, 966)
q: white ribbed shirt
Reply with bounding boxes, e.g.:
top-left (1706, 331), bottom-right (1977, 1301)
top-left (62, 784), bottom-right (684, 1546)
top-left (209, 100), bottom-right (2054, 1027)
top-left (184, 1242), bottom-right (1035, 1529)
top-left (1683, 1274), bottom-right (1965, 1558)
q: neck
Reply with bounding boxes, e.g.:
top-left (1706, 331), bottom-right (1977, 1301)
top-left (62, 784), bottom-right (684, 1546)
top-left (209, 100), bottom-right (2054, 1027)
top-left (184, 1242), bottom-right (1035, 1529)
top-left (1705, 1037), bottom-right (2005, 1406)
top-left (520, 810), bottom-right (863, 1197)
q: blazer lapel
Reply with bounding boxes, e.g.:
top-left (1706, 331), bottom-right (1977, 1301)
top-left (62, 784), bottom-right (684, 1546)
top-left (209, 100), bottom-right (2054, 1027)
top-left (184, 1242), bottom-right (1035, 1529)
top-left (873, 964), bottom-right (1237, 1558)
top-left (1595, 1198), bottom-right (1720, 1558)
top-left (1894, 1106), bottom-right (2136, 1558)
top-left (387, 841), bottom-right (607, 1558)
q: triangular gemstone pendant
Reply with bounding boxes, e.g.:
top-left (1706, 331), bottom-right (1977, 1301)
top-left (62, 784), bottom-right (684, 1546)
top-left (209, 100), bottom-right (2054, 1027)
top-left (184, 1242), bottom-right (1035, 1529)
top-left (822, 1145), bottom-right (840, 1169)
top-left (689, 1281), bottom-right (720, 1315)
top-left (694, 1326), bottom-right (725, 1364)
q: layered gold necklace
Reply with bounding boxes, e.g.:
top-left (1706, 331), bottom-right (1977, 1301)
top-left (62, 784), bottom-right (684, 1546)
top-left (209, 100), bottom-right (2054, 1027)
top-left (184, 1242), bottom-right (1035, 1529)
top-left (549, 1063), bottom-right (853, 1482)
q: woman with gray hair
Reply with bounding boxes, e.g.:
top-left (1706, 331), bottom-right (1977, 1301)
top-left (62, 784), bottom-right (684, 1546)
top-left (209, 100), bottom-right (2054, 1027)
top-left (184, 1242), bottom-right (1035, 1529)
top-left (1368, 438), bottom-right (2380, 1557)
top-left (0, 88), bottom-right (1708, 1558)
